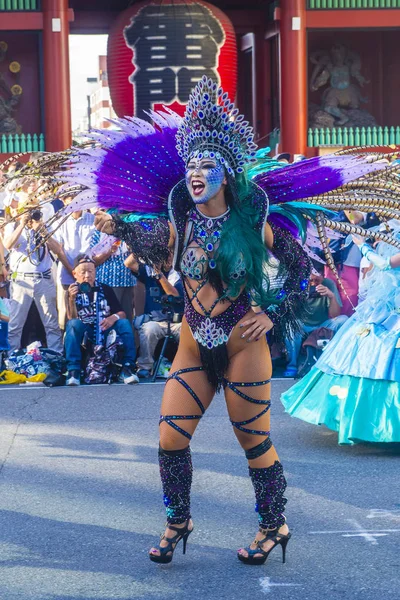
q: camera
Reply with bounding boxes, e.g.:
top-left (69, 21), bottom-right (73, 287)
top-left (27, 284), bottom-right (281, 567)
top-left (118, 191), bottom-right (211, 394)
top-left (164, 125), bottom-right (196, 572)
top-left (158, 294), bottom-right (184, 323)
top-left (30, 209), bottom-right (43, 222)
top-left (308, 285), bottom-right (321, 299)
top-left (78, 282), bottom-right (93, 294)
top-left (160, 294), bottom-right (184, 307)
top-left (317, 339), bottom-right (330, 349)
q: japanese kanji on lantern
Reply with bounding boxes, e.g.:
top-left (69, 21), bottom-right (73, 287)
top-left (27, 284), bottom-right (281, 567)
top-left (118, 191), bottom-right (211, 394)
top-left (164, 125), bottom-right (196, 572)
top-left (107, 0), bottom-right (237, 119)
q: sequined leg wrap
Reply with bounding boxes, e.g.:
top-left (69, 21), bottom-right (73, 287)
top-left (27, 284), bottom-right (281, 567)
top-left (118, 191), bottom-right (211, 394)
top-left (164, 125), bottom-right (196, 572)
top-left (249, 461), bottom-right (287, 529)
top-left (245, 438), bottom-right (273, 460)
top-left (223, 378), bottom-right (271, 436)
top-left (159, 367), bottom-right (206, 441)
top-left (159, 445), bottom-right (193, 525)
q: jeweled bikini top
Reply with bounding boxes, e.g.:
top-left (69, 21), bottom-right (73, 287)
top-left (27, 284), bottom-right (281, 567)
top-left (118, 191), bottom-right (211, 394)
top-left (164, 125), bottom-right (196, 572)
top-left (180, 206), bottom-right (247, 317)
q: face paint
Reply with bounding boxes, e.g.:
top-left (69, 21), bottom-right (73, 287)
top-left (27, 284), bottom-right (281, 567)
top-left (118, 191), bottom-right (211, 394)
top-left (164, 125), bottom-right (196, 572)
top-left (185, 156), bottom-right (225, 205)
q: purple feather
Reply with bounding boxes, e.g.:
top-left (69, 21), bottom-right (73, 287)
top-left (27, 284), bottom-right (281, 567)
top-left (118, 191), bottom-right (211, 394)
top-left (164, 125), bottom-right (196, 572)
top-left (255, 154), bottom-right (388, 205)
top-left (59, 113), bottom-right (184, 215)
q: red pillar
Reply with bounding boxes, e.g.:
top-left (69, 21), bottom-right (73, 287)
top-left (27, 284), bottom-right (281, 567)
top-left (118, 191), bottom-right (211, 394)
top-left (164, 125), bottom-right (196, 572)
top-left (280, 0), bottom-right (307, 156)
top-left (255, 30), bottom-right (271, 145)
top-left (42, 0), bottom-right (72, 151)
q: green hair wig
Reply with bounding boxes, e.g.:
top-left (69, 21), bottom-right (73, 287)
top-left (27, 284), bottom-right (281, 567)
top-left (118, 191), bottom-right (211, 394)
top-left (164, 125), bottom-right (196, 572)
top-left (215, 173), bottom-right (276, 308)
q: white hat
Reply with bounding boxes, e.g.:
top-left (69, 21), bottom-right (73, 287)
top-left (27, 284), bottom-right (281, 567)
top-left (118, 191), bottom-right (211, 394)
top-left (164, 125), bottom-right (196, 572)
top-left (3, 190), bottom-right (22, 208)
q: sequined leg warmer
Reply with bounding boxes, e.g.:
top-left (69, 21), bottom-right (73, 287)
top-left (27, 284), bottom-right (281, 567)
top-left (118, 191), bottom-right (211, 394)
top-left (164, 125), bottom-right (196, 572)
top-left (159, 445), bottom-right (193, 525)
top-left (249, 461), bottom-right (287, 530)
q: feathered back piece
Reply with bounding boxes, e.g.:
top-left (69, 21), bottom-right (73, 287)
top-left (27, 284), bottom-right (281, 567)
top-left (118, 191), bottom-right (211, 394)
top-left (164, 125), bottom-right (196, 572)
top-left (254, 152), bottom-right (400, 205)
top-left (57, 111), bottom-right (184, 217)
top-left (3, 72), bottom-right (400, 281)
top-left (0, 111), bottom-right (184, 229)
top-left (250, 148), bottom-right (400, 308)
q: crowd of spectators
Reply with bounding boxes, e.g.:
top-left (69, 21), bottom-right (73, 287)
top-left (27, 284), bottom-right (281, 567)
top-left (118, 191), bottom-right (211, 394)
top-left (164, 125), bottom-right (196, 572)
top-left (277, 208), bottom-right (382, 378)
top-left (0, 160), bottom-right (380, 386)
top-left (0, 162), bottom-right (184, 386)
top-left (283, 264), bottom-right (348, 378)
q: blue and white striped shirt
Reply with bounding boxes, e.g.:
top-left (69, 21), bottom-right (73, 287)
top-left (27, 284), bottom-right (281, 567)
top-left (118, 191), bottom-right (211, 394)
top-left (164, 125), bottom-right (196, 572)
top-left (91, 230), bottom-right (137, 288)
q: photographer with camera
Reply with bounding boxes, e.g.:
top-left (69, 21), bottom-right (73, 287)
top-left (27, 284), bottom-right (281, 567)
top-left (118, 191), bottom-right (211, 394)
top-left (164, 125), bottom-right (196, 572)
top-left (125, 253), bottom-right (183, 378)
top-left (53, 195), bottom-right (96, 331)
top-left (283, 265), bottom-right (347, 377)
top-left (3, 191), bottom-right (70, 354)
top-left (65, 254), bottom-right (138, 386)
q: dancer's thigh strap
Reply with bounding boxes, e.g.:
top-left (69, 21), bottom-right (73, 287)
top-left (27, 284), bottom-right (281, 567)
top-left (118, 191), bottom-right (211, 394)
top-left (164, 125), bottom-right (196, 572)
top-left (160, 366), bottom-right (207, 441)
top-left (223, 377), bottom-right (271, 436)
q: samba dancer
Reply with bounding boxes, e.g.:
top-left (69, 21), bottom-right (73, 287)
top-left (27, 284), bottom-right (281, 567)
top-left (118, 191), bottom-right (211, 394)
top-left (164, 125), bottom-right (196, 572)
top-left (14, 76), bottom-right (400, 565)
top-left (281, 229), bottom-right (400, 445)
top-left (95, 80), bottom-right (308, 565)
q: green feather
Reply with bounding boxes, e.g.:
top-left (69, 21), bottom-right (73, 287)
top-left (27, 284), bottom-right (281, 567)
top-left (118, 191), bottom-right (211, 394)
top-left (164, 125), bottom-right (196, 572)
top-left (247, 147), bottom-right (285, 179)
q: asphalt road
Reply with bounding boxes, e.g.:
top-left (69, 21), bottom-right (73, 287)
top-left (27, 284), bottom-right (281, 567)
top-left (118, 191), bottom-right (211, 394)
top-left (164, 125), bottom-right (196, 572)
top-left (0, 380), bottom-right (398, 600)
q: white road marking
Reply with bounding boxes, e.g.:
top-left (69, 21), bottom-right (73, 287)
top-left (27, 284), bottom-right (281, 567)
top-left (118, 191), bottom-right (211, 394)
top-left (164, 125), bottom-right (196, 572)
top-left (259, 577), bottom-right (301, 594)
top-left (346, 519), bottom-right (381, 545)
top-left (342, 533), bottom-right (388, 541)
top-left (366, 509), bottom-right (400, 521)
top-left (310, 526), bottom-right (400, 545)
top-left (310, 529), bottom-right (400, 534)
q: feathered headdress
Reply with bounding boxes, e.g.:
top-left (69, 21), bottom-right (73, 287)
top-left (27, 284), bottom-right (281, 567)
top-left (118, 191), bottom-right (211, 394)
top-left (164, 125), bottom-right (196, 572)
top-left (175, 75), bottom-right (257, 175)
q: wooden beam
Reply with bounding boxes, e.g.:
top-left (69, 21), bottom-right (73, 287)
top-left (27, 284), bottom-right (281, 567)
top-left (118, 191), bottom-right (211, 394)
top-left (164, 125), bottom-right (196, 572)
top-left (70, 8), bottom-right (268, 35)
top-left (0, 12), bottom-right (43, 30)
top-left (225, 9), bottom-right (267, 34)
top-left (0, 153), bottom-right (32, 163)
top-left (70, 10), bottom-right (119, 33)
top-left (265, 21), bottom-right (279, 40)
top-left (307, 9), bottom-right (400, 29)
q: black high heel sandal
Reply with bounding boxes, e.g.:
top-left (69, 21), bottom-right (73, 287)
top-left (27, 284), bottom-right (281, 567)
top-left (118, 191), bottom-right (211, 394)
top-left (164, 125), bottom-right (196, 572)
top-left (149, 520), bottom-right (193, 564)
top-left (237, 526), bottom-right (291, 565)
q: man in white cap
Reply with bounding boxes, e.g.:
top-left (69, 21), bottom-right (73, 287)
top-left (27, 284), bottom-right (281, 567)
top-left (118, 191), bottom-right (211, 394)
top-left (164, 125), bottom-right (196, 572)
top-left (3, 189), bottom-right (70, 353)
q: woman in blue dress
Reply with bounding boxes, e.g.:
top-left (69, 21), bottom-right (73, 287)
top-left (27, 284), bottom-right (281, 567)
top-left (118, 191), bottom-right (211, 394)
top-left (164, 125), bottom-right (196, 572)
top-left (281, 227), bottom-right (400, 444)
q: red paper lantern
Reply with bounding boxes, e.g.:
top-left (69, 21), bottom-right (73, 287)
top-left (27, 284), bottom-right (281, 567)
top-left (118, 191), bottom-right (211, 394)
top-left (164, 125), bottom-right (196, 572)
top-left (107, 0), bottom-right (237, 119)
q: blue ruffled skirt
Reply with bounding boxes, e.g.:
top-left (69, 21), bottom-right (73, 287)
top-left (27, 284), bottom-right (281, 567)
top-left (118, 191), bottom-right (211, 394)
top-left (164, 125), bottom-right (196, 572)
top-left (281, 277), bottom-right (400, 444)
top-left (281, 368), bottom-right (400, 444)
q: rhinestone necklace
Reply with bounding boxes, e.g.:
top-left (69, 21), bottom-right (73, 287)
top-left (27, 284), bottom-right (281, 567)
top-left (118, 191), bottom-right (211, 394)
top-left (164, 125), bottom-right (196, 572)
top-left (191, 206), bottom-right (230, 269)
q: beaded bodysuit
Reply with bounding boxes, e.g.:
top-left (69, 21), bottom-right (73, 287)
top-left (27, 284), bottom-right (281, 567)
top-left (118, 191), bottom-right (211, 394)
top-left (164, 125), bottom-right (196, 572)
top-left (181, 206), bottom-right (250, 351)
top-left (166, 179), bottom-right (271, 388)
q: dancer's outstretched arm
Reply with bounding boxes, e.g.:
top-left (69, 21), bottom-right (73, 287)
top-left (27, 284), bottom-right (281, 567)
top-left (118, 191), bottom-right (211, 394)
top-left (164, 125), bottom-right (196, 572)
top-left (390, 254), bottom-right (400, 268)
top-left (94, 210), bottom-right (175, 266)
top-left (353, 234), bottom-right (400, 270)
